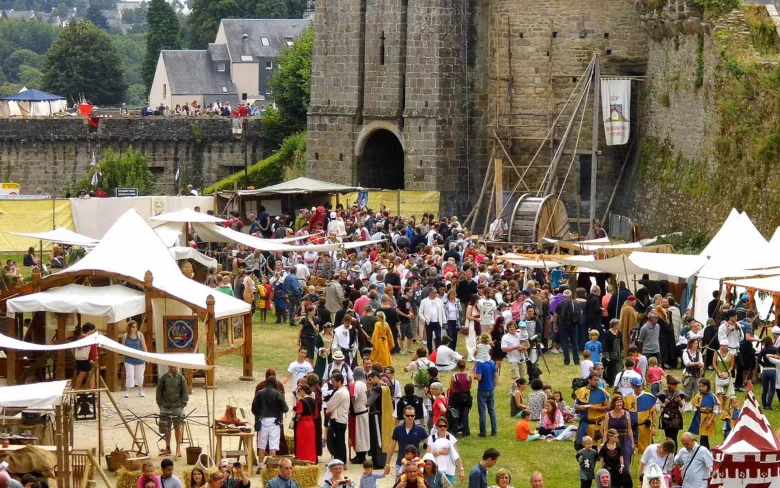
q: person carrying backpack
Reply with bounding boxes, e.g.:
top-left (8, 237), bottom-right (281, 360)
top-left (555, 289), bottom-right (581, 366)
top-left (405, 347), bottom-right (435, 424)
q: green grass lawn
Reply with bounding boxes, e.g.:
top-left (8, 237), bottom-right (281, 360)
top-left (223, 314), bottom-right (780, 486)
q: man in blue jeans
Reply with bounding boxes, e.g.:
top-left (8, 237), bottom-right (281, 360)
top-left (474, 357), bottom-right (498, 437)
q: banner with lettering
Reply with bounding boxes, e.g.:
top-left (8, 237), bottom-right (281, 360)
top-left (600, 79), bottom-right (631, 145)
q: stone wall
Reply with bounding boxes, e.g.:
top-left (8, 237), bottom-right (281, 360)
top-left (0, 117), bottom-right (263, 195)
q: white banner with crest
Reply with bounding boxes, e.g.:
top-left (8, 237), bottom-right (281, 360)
top-left (601, 79), bottom-right (631, 145)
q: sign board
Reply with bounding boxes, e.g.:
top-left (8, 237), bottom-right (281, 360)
top-left (115, 188), bottom-right (139, 198)
top-left (0, 182), bottom-right (20, 196)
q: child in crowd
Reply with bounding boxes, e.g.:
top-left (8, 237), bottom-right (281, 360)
top-left (273, 280), bottom-right (287, 323)
top-left (543, 384), bottom-right (553, 399)
top-left (398, 445), bottom-right (421, 479)
top-left (576, 436), bottom-right (598, 488)
top-left (690, 379), bottom-right (717, 449)
top-left (475, 333), bottom-right (493, 363)
top-left (722, 395), bottom-right (741, 439)
top-left (257, 276), bottom-right (271, 322)
top-left (515, 409), bottom-right (540, 441)
top-left (584, 330), bottom-right (602, 364)
top-left (552, 390), bottom-right (575, 423)
top-left (598, 429), bottom-right (626, 487)
top-left (646, 357), bottom-right (665, 395)
top-left (580, 350), bottom-right (594, 379)
top-left (137, 462), bottom-right (161, 488)
top-left (628, 345), bottom-right (648, 379)
top-left (360, 460), bottom-right (385, 488)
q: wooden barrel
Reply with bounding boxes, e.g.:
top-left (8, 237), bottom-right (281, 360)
top-left (507, 194), bottom-right (569, 243)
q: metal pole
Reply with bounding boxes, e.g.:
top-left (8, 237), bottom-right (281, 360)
top-left (590, 57), bottom-right (600, 237)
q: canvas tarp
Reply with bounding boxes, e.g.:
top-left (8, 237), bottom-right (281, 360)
top-left (194, 223), bottom-right (351, 252)
top-left (627, 251), bottom-right (708, 280)
top-left (6, 284), bottom-right (145, 323)
top-left (70, 196), bottom-right (214, 239)
top-left (0, 332), bottom-right (209, 369)
top-left (148, 208), bottom-right (226, 224)
top-left (770, 227), bottom-right (780, 252)
top-left (0, 199), bottom-right (74, 252)
top-left (153, 223), bottom-right (183, 247)
top-left (169, 246), bottom-right (218, 269)
top-left (5, 227), bottom-right (99, 247)
top-left (230, 177), bottom-right (365, 196)
top-left (0, 380), bottom-right (68, 408)
top-left (58, 209), bottom-right (251, 320)
top-left (331, 190), bottom-right (441, 218)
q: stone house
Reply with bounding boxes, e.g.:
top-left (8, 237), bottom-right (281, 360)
top-left (149, 18), bottom-right (309, 109)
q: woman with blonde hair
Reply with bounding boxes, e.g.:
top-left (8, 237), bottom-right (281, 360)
top-left (120, 320), bottom-right (148, 398)
top-left (488, 469), bottom-right (514, 488)
top-left (370, 311), bottom-right (395, 367)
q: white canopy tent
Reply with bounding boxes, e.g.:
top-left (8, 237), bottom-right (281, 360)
top-left (0, 332), bottom-right (209, 369)
top-left (6, 284), bottom-right (145, 323)
top-left (169, 246), bottom-right (218, 269)
top-left (0, 380), bottom-right (68, 409)
top-left (57, 209), bottom-right (251, 324)
top-left (148, 208), bottom-right (227, 224)
top-left (4, 227), bottom-right (99, 247)
top-left (226, 177), bottom-right (367, 196)
top-left (770, 227), bottom-right (780, 252)
top-left (193, 223), bottom-right (383, 252)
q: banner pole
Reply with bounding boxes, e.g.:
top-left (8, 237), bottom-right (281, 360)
top-left (589, 57), bottom-right (600, 238)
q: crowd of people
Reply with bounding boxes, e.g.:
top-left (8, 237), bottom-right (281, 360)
top-left (140, 100), bottom-right (267, 118)
top-left (176, 202), bottom-right (780, 488)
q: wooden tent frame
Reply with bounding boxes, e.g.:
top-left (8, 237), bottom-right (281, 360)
top-left (0, 268), bottom-right (254, 389)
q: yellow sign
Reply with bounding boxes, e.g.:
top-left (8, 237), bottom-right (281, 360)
top-left (0, 182), bottom-right (20, 195)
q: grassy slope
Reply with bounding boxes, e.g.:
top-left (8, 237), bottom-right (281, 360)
top-left (219, 314), bottom-right (780, 486)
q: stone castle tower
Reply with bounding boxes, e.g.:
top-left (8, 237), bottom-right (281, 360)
top-left (306, 0), bottom-right (649, 219)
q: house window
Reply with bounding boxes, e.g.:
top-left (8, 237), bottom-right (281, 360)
top-left (261, 37), bottom-right (270, 46)
top-left (221, 86), bottom-right (228, 93)
top-left (242, 93), bottom-right (247, 100)
top-left (285, 36), bottom-right (293, 46)
top-left (217, 62), bottom-right (226, 72)
top-left (265, 60), bottom-right (273, 70)
top-left (240, 55), bottom-right (253, 61)
top-left (163, 83), bottom-right (167, 98)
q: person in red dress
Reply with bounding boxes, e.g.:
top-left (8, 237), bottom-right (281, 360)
top-left (294, 383), bottom-right (317, 462)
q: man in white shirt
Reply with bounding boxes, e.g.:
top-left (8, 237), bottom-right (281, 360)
top-left (477, 286), bottom-right (497, 329)
top-left (324, 349), bottom-right (354, 386)
top-left (334, 316), bottom-right (360, 367)
top-left (433, 335), bottom-right (462, 371)
top-left (419, 288), bottom-right (446, 354)
top-left (501, 322), bottom-right (528, 381)
top-left (326, 372), bottom-right (350, 463)
top-left (294, 257), bottom-right (310, 285)
top-left (282, 347), bottom-right (314, 400)
top-left (717, 310), bottom-right (742, 354)
top-left (673, 432), bottom-right (713, 488)
top-left (613, 358), bottom-right (643, 396)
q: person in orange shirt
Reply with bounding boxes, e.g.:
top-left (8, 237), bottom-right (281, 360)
top-left (515, 410), bottom-right (540, 441)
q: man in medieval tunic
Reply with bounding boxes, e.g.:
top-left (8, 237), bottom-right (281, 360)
top-left (367, 371), bottom-right (394, 468)
top-left (624, 376), bottom-right (657, 453)
top-left (574, 372), bottom-right (610, 450)
top-left (350, 367), bottom-right (371, 464)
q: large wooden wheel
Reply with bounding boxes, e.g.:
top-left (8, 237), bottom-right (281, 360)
top-left (508, 194), bottom-right (569, 243)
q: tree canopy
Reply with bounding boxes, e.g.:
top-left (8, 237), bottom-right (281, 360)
top-left (187, 0), bottom-right (240, 49)
top-left (143, 0), bottom-right (181, 90)
top-left (41, 19), bottom-right (127, 105)
top-left (267, 25), bottom-right (312, 131)
top-left (85, 3), bottom-right (110, 31)
top-left (69, 148), bottom-right (157, 195)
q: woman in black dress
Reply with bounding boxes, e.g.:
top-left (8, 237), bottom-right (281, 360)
top-left (490, 315), bottom-right (507, 369)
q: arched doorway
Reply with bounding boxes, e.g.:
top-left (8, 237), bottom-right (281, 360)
top-left (358, 129), bottom-right (405, 189)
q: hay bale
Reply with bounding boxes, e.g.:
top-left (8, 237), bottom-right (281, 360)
top-left (262, 465), bottom-right (319, 488)
top-left (285, 433), bottom-right (294, 452)
top-left (116, 468), bottom-right (162, 488)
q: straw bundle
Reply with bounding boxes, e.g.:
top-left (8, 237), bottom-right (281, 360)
top-left (116, 468), bottom-right (161, 488)
top-left (285, 433), bottom-right (294, 452)
top-left (261, 464), bottom-right (318, 488)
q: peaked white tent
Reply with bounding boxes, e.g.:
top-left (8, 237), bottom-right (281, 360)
top-left (0, 380), bottom-right (68, 409)
top-left (58, 209), bottom-right (250, 324)
top-left (770, 227), bottom-right (780, 252)
top-left (230, 177), bottom-right (366, 196)
top-left (693, 210), bottom-right (780, 321)
top-left (4, 227), bottom-right (99, 247)
top-left (6, 284), bottom-right (145, 323)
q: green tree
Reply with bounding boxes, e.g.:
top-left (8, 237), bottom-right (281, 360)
top-left (255, 0), bottom-right (288, 18)
top-left (125, 82), bottom-right (146, 105)
top-left (187, 0), bottom-right (240, 48)
top-left (4, 49), bottom-right (40, 82)
top-left (267, 26), bottom-right (311, 130)
top-left (99, 148), bottom-right (156, 194)
top-left (85, 3), bottom-right (110, 30)
top-left (285, 0), bottom-right (304, 18)
top-left (143, 0), bottom-right (180, 90)
top-left (17, 65), bottom-right (42, 87)
top-left (0, 19), bottom-right (60, 54)
top-left (0, 83), bottom-right (24, 96)
top-left (42, 20), bottom-right (127, 105)
top-left (112, 33), bottom-right (146, 85)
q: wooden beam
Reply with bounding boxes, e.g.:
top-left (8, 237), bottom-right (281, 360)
top-left (6, 315), bottom-right (16, 385)
top-left (56, 313), bottom-right (67, 380)
top-left (105, 322), bottom-right (118, 392)
top-left (494, 158), bottom-right (504, 219)
top-left (206, 295), bottom-right (216, 388)
top-left (54, 405), bottom-right (65, 488)
top-left (86, 449), bottom-right (111, 488)
top-left (240, 312), bottom-right (254, 380)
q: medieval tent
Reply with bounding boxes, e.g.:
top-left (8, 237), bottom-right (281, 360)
top-left (0, 88), bottom-right (67, 117)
